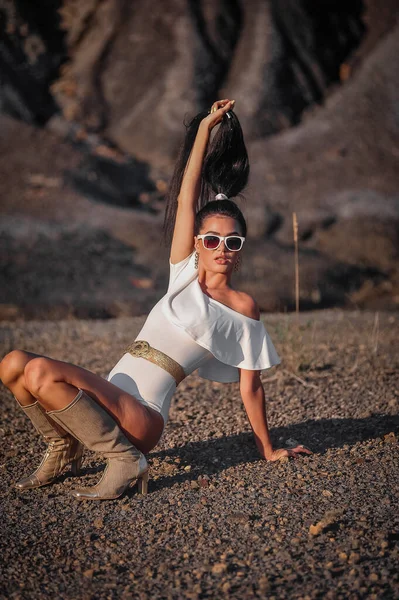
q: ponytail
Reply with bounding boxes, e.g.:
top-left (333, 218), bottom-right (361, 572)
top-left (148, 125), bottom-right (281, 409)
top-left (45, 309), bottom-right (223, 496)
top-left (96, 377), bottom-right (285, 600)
top-left (162, 109), bottom-right (249, 247)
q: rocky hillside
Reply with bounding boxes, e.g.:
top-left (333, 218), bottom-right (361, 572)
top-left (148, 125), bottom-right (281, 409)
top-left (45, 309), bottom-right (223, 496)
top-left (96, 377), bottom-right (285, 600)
top-left (0, 1), bottom-right (398, 319)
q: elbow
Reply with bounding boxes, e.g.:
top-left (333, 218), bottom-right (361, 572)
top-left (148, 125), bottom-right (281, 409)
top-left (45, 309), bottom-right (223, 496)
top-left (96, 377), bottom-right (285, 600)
top-left (240, 385), bottom-right (254, 399)
top-left (239, 373), bottom-right (262, 396)
top-left (240, 385), bottom-right (263, 401)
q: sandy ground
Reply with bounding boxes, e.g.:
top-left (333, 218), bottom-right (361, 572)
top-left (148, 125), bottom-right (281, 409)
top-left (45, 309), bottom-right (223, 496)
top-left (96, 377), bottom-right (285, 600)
top-left (0, 309), bottom-right (398, 599)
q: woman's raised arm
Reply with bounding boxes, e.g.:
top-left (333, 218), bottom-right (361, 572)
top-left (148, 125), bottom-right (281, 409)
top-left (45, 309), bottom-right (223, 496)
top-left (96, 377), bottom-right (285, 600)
top-left (169, 123), bottom-right (210, 264)
top-left (170, 99), bottom-right (234, 265)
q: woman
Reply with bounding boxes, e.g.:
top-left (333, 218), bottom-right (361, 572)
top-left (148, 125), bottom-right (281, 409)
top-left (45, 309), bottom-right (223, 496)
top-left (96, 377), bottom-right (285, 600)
top-left (0, 99), bottom-right (312, 501)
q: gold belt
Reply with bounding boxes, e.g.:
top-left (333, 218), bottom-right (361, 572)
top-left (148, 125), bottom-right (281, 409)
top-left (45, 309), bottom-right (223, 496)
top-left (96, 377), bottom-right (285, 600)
top-left (125, 340), bottom-right (186, 386)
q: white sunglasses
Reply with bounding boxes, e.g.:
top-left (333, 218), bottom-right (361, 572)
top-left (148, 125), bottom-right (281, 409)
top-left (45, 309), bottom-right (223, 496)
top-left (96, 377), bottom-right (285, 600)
top-left (197, 234), bottom-right (245, 252)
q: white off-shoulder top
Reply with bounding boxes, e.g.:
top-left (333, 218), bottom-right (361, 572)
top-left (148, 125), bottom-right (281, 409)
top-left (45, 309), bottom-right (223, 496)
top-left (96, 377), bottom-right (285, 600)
top-left (107, 249), bottom-right (281, 428)
top-left (162, 249), bottom-right (281, 383)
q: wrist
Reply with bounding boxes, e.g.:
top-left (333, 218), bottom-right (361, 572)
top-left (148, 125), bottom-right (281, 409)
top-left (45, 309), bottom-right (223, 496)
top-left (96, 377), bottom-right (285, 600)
top-left (258, 442), bottom-right (274, 461)
top-left (262, 451), bottom-right (274, 461)
top-left (199, 120), bottom-right (212, 135)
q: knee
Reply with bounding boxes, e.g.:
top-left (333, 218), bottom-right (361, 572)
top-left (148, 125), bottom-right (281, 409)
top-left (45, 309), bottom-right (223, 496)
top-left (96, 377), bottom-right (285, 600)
top-left (0, 350), bottom-right (30, 387)
top-left (24, 357), bottom-right (54, 397)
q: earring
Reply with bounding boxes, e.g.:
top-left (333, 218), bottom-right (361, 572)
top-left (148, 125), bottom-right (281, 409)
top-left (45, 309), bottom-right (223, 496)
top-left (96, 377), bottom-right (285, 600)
top-left (194, 251), bottom-right (199, 269)
top-left (234, 255), bottom-right (241, 271)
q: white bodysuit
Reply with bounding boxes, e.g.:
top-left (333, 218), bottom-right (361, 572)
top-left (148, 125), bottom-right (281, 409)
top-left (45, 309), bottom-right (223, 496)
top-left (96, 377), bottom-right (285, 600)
top-left (106, 250), bottom-right (280, 432)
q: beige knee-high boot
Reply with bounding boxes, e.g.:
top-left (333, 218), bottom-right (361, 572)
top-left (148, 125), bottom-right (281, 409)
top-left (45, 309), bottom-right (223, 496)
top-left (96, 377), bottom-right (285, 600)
top-left (48, 388), bottom-right (149, 500)
top-left (14, 398), bottom-right (83, 490)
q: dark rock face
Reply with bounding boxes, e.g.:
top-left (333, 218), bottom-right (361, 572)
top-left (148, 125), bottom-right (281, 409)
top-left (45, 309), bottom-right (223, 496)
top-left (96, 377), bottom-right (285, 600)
top-left (1, 1), bottom-right (370, 159)
top-left (251, 0), bottom-right (366, 135)
top-left (0, 0), bottom-right (66, 124)
top-left (48, 0), bottom-right (368, 165)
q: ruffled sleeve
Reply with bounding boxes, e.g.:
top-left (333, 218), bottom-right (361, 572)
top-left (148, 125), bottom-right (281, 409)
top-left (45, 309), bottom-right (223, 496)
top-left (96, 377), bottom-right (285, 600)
top-left (162, 251), bottom-right (281, 383)
top-left (196, 316), bottom-right (281, 382)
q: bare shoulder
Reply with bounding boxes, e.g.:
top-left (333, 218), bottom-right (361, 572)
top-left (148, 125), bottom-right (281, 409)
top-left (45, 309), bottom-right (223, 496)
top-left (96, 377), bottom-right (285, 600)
top-left (235, 291), bottom-right (260, 320)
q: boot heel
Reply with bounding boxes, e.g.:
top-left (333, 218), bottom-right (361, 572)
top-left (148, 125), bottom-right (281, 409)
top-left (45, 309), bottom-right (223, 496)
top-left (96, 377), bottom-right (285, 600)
top-left (71, 455), bottom-right (83, 476)
top-left (137, 470), bottom-right (149, 495)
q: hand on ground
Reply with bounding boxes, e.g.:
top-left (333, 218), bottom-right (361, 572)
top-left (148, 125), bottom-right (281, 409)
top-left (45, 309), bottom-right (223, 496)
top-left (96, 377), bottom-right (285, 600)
top-left (265, 445), bottom-right (313, 461)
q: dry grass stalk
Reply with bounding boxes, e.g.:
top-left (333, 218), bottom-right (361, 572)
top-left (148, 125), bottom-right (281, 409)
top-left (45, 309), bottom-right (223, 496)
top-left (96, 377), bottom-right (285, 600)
top-left (293, 212), bottom-right (299, 323)
top-left (371, 311), bottom-right (379, 355)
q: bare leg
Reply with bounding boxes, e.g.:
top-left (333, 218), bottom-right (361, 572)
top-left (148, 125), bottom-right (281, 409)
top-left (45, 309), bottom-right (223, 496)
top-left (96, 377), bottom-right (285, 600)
top-left (0, 350), bottom-right (84, 489)
top-left (16, 355), bottom-right (164, 454)
top-left (0, 349), bottom-right (43, 406)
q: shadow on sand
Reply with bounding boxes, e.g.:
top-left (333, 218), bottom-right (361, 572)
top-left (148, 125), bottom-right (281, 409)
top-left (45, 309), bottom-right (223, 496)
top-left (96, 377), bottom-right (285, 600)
top-left (145, 412), bottom-right (399, 493)
top-left (35, 412), bottom-right (397, 497)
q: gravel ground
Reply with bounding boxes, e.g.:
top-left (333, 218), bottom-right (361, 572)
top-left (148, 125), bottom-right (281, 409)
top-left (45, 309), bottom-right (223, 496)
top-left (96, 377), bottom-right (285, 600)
top-left (0, 309), bottom-right (398, 599)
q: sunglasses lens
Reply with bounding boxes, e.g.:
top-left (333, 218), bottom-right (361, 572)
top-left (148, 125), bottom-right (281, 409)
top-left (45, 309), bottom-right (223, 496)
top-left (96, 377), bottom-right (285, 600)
top-left (203, 235), bottom-right (220, 249)
top-left (226, 237), bottom-right (242, 251)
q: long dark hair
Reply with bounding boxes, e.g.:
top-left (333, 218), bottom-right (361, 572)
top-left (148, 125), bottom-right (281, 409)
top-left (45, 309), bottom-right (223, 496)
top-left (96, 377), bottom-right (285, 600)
top-left (162, 109), bottom-right (250, 247)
